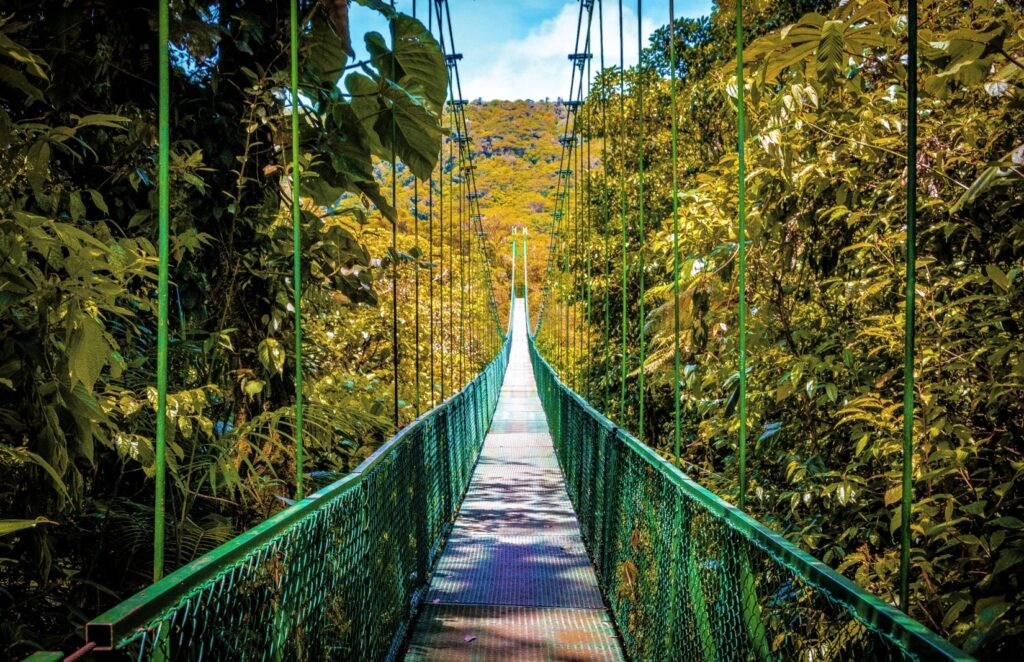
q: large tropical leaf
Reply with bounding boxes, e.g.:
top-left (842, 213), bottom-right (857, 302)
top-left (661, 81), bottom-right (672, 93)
top-left (375, 79), bottom-right (445, 181)
top-left (816, 20), bottom-right (846, 86)
top-left (305, 12), bottom-right (349, 87)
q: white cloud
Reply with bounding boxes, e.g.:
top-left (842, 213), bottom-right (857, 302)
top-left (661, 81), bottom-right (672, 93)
top-left (461, 3), bottom-right (657, 101)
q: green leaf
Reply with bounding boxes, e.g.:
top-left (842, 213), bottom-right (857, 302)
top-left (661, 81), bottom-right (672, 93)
top-left (69, 315), bottom-right (107, 389)
top-left (390, 15), bottom-right (448, 112)
top-left (376, 80), bottom-right (445, 180)
top-left (68, 190), bottom-right (86, 221)
top-left (0, 63), bottom-right (44, 102)
top-left (243, 380), bottom-right (266, 399)
top-left (990, 516), bottom-right (1024, 529)
top-left (353, 0), bottom-right (397, 17)
top-left (306, 13), bottom-right (348, 86)
top-left (0, 517), bottom-right (56, 538)
top-left (257, 338), bottom-right (286, 377)
top-left (73, 113), bottom-right (129, 129)
top-left (993, 549), bottom-right (1024, 577)
top-left (0, 445), bottom-right (70, 499)
top-left (943, 599), bottom-right (970, 629)
top-left (88, 189), bottom-right (109, 214)
top-left (985, 264), bottom-right (1011, 291)
top-left (816, 20), bottom-right (846, 85)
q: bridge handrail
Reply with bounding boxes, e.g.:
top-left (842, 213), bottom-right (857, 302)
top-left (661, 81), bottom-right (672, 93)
top-left (79, 331), bottom-right (512, 660)
top-left (528, 334), bottom-right (972, 662)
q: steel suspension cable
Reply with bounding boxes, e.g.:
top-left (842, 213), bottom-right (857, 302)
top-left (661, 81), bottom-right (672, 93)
top-left (155, 0), bottom-right (170, 582)
top-left (441, 0), bottom-right (475, 343)
top-left (669, 0), bottom-right (681, 462)
top-left (390, 0), bottom-right (400, 429)
top-left (900, 0), bottom-right (918, 614)
top-left (440, 0), bottom-right (493, 387)
top-left (584, 51), bottom-right (594, 401)
top-left (459, 145), bottom-right (466, 386)
top-left (289, 0), bottom-right (307, 497)
top-left (412, 0), bottom-right (421, 416)
top-left (439, 110), bottom-right (446, 399)
top-left (599, 0), bottom-right (612, 413)
top-left (432, 0), bottom-right (446, 399)
top-left (736, 0), bottom-right (749, 510)
top-left (429, 174), bottom-right (436, 404)
top-left (636, 0), bottom-right (647, 441)
top-left (569, 131), bottom-right (576, 379)
top-left (447, 101), bottom-right (455, 395)
top-left (538, 0), bottom-right (586, 345)
top-left (618, 0), bottom-right (627, 423)
top-left (428, 3), bottom-right (437, 406)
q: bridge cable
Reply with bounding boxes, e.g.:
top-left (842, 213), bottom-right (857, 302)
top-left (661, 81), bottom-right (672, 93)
top-left (289, 0), bottom-right (307, 497)
top-left (571, 5), bottom-right (594, 386)
top-left (427, 4), bottom-right (436, 406)
top-left (538, 0), bottom-right (585, 345)
top-left (435, 0), bottom-right (446, 400)
top-left (599, 0), bottom-right (612, 413)
top-left (618, 0), bottom-right (627, 423)
top-left (390, 0), bottom-right (400, 429)
top-left (447, 91), bottom-right (455, 396)
top-left (584, 49), bottom-right (594, 401)
top-left (900, 0), bottom-right (918, 613)
top-left (735, 0), bottom-right (749, 509)
top-left (440, 0), bottom-right (498, 381)
top-left (413, 0), bottom-right (421, 416)
top-left (669, 0), bottom-right (681, 462)
top-left (636, 0), bottom-right (647, 441)
top-left (155, 0), bottom-right (170, 580)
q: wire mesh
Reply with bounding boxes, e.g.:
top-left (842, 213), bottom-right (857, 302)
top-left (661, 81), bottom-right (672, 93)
top-left (528, 335), bottom-right (973, 662)
top-left (81, 334), bottom-right (511, 662)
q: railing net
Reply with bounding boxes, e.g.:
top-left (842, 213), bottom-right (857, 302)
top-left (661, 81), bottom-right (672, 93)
top-left (528, 336), bottom-right (970, 662)
top-left (84, 334), bottom-right (511, 661)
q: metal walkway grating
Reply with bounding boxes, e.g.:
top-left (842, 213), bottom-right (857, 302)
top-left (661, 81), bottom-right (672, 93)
top-left (405, 300), bottom-right (625, 661)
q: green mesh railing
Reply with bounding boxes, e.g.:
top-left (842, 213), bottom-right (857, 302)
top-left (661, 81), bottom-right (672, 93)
top-left (80, 333), bottom-right (510, 661)
top-left (528, 335), bottom-right (972, 662)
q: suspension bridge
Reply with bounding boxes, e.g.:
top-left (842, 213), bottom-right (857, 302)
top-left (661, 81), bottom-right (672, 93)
top-left (23, 0), bottom-right (985, 660)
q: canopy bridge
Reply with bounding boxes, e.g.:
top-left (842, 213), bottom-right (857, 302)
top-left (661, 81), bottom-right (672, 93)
top-left (41, 289), bottom-right (969, 662)
top-left (28, 0), bottom-right (980, 660)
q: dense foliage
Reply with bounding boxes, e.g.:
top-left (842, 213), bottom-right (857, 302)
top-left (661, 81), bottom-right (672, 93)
top-left (538, 0), bottom-right (1023, 656)
top-left (0, 1), bottom-right (503, 656)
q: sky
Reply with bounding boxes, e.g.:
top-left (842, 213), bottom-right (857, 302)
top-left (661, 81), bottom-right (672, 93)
top-left (349, 0), bottom-right (713, 101)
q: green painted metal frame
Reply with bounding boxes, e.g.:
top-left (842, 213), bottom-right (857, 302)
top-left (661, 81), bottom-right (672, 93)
top-left (528, 328), bottom-right (972, 661)
top-left (82, 328), bottom-right (512, 659)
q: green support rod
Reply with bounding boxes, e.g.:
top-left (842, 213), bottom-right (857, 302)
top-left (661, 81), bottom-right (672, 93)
top-left (584, 62), bottom-right (594, 401)
top-left (523, 231), bottom-right (528, 326)
top-left (390, 1), bottom-right (400, 427)
top-left (439, 106), bottom-right (446, 399)
top-left (618, 0), bottom-right (627, 424)
top-left (154, 0), bottom-right (170, 582)
top-left (670, 0), bottom-right (682, 462)
top-left (667, 4), bottom-right (685, 633)
top-left (429, 176), bottom-right (436, 405)
top-left (512, 239), bottom-right (517, 312)
top-left (736, 0), bottom-right (749, 510)
top-left (459, 160), bottom-right (466, 386)
top-left (289, 0), bottom-right (305, 501)
top-left (900, 0), bottom-right (918, 614)
top-left (447, 108), bottom-right (455, 395)
top-left (599, 0), bottom-right (611, 414)
top-left (413, 0), bottom-right (420, 418)
top-left (636, 0), bottom-right (646, 441)
top-left (427, 4), bottom-right (436, 406)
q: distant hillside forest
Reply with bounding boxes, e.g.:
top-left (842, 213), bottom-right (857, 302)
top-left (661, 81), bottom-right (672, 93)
top-left (394, 98), bottom-right (570, 325)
